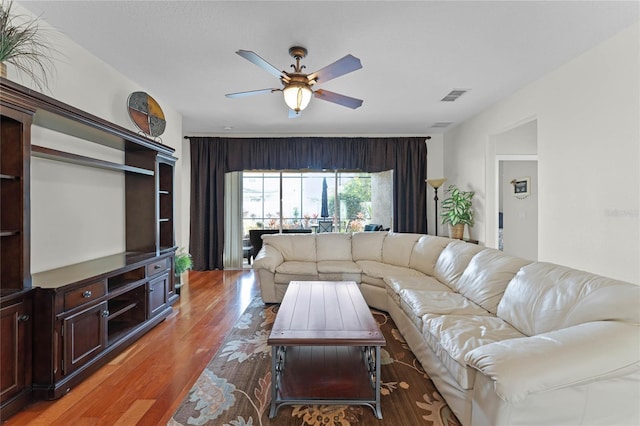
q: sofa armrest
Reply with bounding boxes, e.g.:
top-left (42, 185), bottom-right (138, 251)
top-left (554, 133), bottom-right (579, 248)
top-left (465, 321), bottom-right (640, 403)
top-left (252, 245), bottom-right (284, 272)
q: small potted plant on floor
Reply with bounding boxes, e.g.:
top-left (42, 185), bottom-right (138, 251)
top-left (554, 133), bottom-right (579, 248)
top-left (440, 184), bottom-right (474, 239)
top-left (174, 248), bottom-right (193, 294)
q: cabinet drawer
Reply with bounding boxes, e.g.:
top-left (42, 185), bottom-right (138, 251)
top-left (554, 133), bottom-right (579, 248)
top-left (146, 258), bottom-right (169, 277)
top-left (64, 281), bottom-right (106, 311)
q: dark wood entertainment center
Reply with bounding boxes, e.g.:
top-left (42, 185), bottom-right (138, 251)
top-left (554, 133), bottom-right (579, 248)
top-left (0, 77), bottom-right (178, 419)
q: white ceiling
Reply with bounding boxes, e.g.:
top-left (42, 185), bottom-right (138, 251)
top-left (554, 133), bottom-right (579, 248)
top-left (20, 1), bottom-right (640, 136)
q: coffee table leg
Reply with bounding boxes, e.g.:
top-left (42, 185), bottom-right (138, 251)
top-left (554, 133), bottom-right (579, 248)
top-left (270, 346), bottom-right (278, 418)
top-left (375, 345), bottom-right (382, 419)
top-left (270, 345), bottom-right (288, 418)
top-left (363, 345), bottom-right (383, 419)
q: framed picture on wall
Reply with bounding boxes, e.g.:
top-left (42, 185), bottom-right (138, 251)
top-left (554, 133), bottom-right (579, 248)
top-left (511, 177), bottom-right (531, 197)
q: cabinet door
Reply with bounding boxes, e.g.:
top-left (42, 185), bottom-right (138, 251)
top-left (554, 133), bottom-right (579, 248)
top-left (148, 274), bottom-right (168, 318)
top-left (62, 302), bottom-right (107, 376)
top-left (0, 300), bottom-right (31, 404)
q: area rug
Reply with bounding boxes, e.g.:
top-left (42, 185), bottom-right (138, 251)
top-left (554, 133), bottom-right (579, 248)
top-left (169, 297), bottom-right (461, 426)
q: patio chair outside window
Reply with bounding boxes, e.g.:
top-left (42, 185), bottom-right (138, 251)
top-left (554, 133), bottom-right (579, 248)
top-left (317, 220), bottom-right (333, 233)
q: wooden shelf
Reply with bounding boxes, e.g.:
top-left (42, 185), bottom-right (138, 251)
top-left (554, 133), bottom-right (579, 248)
top-left (159, 246), bottom-right (177, 254)
top-left (1, 89), bottom-right (31, 418)
top-left (9, 82), bottom-right (173, 156)
top-left (108, 301), bottom-right (138, 321)
top-left (0, 288), bottom-right (29, 298)
top-left (107, 323), bottom-right (138, 345)
top-left (31, 145), bottom-right (155, 176)
top-left (107, 279), bottom-right (147, 297)
top-left (2, 77), bottom-right (178, 414)
top-left (32, 252), bottom-right (154, 289)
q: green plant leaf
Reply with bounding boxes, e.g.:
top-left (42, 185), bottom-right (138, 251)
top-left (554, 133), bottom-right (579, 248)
top-left (440, 184), bottom-right (474, 226)
top-left (175, 248), bottom-right (193, 275)
top-left (1, 0), bottom-right (58, 91)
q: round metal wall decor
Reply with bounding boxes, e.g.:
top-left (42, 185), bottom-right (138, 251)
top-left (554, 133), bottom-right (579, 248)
top-left (127, 91), bottom-right (166, 138)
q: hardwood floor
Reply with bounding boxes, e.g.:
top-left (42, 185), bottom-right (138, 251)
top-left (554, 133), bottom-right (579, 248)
top-left (3, 269), bottom-right (258, 425)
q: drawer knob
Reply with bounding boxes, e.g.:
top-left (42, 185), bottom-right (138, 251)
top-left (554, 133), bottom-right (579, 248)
top-left (18, 314), bottom-right (30, 322)
top-left (154, 264), bottom-right (161, 269)
top-left (149, 287), bottom-right (155, 292)
top-left (102, 310), bottom-right (110, 318)
top-left (82, 290), bottom-right (92, 298)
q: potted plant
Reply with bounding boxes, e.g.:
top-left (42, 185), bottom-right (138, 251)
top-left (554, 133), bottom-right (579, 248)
top-left (440, 184), bottom-right (474, 239)
top-left (1, 0), bottom-right (57, 90)
top-left (174, 248), bottom-right (193, 294)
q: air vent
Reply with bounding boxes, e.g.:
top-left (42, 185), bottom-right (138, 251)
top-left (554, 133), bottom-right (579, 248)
top-left (441, 89), bottom-right (468, 102)
top-left (431, 122), bottom-right (453, 128)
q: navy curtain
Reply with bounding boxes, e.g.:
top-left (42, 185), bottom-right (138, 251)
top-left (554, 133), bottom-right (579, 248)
top-left (189, 137), bottom-right (427, 270)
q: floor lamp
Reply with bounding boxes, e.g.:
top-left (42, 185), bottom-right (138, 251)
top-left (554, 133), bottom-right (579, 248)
top-left (427, 178), bottom-right (447, 236)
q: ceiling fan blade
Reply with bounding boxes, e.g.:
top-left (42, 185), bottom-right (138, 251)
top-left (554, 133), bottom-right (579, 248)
top-left (225, 88), bottom-right (276, 98)
top-left (314, 89), bottom-right (363, 109)
top-left (308, 54), bottom-right (362, 84)
top-left (236, 50), bottom-right (286, 79)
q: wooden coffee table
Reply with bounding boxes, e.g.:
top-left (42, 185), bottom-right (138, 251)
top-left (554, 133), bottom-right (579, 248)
top-left (268, 281), bottom-right (386, 419)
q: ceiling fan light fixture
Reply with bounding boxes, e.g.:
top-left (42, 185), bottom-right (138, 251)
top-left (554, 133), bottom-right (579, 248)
top-left (283, 82), bottom-right (312, 113)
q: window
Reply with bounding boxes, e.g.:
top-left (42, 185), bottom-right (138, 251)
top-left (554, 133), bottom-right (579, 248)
top-left (242, 170), bottom-right (391, 234)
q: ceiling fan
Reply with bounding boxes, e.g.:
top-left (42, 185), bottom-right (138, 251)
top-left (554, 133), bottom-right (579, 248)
top-left (225, 46), bottom-right (363, 116)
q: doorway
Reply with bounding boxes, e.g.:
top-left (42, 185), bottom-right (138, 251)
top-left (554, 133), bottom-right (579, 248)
top-left (498, 159), bottom-right (538, 260)
top-left (486, 119), bottom-right (538, 260)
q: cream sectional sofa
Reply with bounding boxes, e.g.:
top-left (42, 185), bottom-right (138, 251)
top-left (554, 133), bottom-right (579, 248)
top-left (252, 231), bottom-right (640, 426)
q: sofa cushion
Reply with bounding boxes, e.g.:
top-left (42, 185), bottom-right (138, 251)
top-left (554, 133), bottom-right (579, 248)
top-left (497, 262), bottom-right (640, 336)
top-left (456, 249), bottom-right (532, 314)
top-left (382, 232), bottom-right (422, 267)
top-left (422, 314), bottom-right (526, 389)
top-left (352, 231), bottom-right (388, 261)
top-left (274, 272), bottom-right (319, 285)
top-left (317, 260), bottom-right (361, 274)
top-left (316, 233), bottom-right (353, 261)
top-left (262, 233), bottom-right (316, 262)
top-left (399, 289), bottom-right (489, 330)
top-left (409, 235), bottom-right (452, 275)
top-left (402, 290), bottom-right (490, 316)
top-left (358, 260), bottom-right (425, 288)
top-left (275, 261), bottom-right (318, 276)
top-left (433, 241), bottom-right (485, 291)
top-left (384, 275), bottom-right (451, 303)
top-left (361, 274), bottom-right (386, 288)
top-left (318, 272), bottom-right (362, 282)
